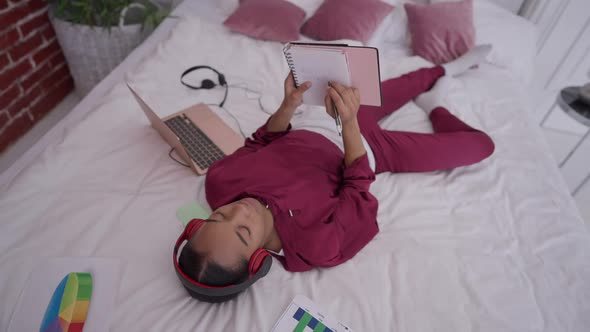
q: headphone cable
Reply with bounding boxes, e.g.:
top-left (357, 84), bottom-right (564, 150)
top-left (219, 83), bottom-right (229, 108)
top-left (170, 66), bottom-right (270, 168)
top-left (208, 84), bottom-right (268, 139)
top-left (168, 147), bottom-right (191, 168)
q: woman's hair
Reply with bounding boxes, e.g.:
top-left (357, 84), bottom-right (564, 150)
top-left (178, 243), bottom-right (250, 287)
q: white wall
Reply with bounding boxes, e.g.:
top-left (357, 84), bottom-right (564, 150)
top-left (524, 0), bottom-right (590, 219)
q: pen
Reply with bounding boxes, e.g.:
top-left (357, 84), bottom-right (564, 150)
top-left (332, 103), bottom-right (342, 137)
top-left (328, 81), bottom-right (343, 136)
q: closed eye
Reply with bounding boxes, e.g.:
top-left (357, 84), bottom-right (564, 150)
top-left (206, 213), bottom-right (250, 246)
top-left (235, 227), bottom-right (249, 246)
top-left (239, 225), bottom-right (251, 238)
top-left (207, 212), bottom-right (224, 222)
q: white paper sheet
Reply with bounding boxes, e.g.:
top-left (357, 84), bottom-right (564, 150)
top-left (272, 295), bottom-right (354, 332)
top-left (287, 46), bottom-right (351, 106)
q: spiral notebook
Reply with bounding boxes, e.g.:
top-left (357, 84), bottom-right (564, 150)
top-left (283, 42), bottom-right (382, 107)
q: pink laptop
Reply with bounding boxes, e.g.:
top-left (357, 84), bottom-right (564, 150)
top-left (127, 84), bottom-right (244, 175)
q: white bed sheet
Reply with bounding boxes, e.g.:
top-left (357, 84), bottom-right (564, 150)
top-left (2, 3), bottom-right (590, 332)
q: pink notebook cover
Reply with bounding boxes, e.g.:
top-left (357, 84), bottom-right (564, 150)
top-left (288, 42), bottom-right (382, 107)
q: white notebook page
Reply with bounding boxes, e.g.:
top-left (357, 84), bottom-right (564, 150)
top-left (288, 46), bottom-right (351, 106)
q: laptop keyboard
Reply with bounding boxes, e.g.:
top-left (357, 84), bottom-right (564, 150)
top-left (164, 114), bottom-right (225, 170)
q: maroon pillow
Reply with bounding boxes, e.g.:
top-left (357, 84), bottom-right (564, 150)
top-left (300, 0), bottom-right (394, 44)
top-left (405, 0), bottom-right (475, 64)
top-left (223, 0), bottom-right (306, 42)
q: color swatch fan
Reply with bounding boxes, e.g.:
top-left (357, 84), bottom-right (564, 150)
top-left (40, 272), bottom-right (92, 332)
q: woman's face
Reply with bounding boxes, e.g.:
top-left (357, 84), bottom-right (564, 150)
top-left (189, 198), bottom-right (270, 269)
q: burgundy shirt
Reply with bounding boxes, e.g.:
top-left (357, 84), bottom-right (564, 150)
top-left (205, 120), bottom-right (379, 272)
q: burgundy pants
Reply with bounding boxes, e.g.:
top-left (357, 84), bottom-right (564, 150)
top-left (358, 66), bottom-right (495, 174)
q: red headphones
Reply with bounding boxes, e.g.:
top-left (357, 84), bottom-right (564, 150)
top-left (173, 218), bottom-right (273, 302)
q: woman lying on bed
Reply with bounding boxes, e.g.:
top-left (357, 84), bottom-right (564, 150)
top-left (178, 45), bottom-right (494, 299)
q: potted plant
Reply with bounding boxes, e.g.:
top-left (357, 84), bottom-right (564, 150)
top-left (46, 0), bottom-right (171, 96)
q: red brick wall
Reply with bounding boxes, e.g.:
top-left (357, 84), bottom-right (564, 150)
top-left (0, 0), bottom-right (74, 154)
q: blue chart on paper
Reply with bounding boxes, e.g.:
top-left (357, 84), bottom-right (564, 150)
top-left (291, 307), bottom-right (333, 332)
top-left (271, 295), bottom-right (353, 332)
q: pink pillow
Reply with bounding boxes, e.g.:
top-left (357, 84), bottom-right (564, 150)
top-left (224, 0), bottom-right (306, 42)
top-left (300, 0), bottom-right (394, 45)
top-left (405, 0), bottom-right (475, 65)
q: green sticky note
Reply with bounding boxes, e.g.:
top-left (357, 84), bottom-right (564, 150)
top-left (176, 201), bottom-right (211, 226)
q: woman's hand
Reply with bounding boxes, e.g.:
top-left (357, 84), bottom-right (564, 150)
top-left (325, 81), bottom-right (365, 167)
top-left (281, 72), bottom-right (311, 112)
top-left (267, 72), bottom-right (311, 132)
top-left (324, 81), bottom-right (361, 125)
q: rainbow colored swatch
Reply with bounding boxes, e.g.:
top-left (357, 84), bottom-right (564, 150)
top-left (40, 272), bottom-right (92, 332)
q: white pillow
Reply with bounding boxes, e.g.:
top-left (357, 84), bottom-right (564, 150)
top-left (375, 0), bottom-right (430, 47)
top-left (383, 4), bottom-right (410, 46)
top-left (430, 0), bottom-right (524, 14)
top-left (218, 0), bottom-right (323, 18)
top-left (217, 0), bottom-right (238, 13)
top-left (472, 0), bottom-right (537, 83)
top-left (285, 0), bottom-right (324, 18)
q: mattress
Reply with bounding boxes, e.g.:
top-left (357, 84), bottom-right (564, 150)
top-left (2, 1), bottom-right (590, 331)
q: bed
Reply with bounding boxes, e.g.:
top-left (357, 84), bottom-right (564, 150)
top-left (2, 0), bottom-right (590, 331)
